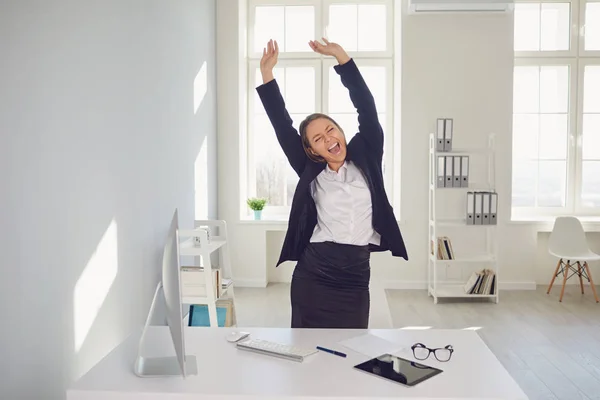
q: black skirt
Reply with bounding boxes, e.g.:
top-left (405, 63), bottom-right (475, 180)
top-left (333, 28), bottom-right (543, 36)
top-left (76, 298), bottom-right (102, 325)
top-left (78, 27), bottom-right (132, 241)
top-left (290, 241), bottom-right (371, 329)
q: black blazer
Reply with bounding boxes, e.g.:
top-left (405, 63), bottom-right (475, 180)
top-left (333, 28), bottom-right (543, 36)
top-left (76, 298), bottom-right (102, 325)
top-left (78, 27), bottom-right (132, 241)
top-left (256, 59), bottom-right (408, 267)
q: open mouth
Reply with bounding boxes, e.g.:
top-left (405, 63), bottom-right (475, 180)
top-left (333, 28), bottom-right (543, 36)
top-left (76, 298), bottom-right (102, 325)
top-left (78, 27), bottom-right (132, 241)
top-left (328, 142), bottom-right (341, 155)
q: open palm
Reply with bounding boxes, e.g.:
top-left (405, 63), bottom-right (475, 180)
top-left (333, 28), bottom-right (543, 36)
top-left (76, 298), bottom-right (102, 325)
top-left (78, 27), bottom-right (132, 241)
top-left (309, 38), bottom-right (343, 57)
top-left (260, 39), bottom-right (279, 73)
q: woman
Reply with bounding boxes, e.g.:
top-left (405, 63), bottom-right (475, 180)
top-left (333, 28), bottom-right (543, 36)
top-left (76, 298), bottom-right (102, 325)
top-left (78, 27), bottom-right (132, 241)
top-left (256, 38), bottom-right (408, 329)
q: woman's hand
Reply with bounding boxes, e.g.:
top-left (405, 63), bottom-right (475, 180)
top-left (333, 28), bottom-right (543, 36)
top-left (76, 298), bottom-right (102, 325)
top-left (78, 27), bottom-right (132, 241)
top-left (260, 39), bottom-right (278, 84)
top-left (309, 38), bottom-right (350, 65)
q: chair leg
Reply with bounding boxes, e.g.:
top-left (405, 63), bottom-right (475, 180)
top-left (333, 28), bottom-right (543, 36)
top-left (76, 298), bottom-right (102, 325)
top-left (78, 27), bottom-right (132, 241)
top-left (577, 262), bottom-right (585, 294)
top-left (547, 258), bottom-right (562, 294)
top-left (559, 260), bottom-right (570, 302)
top-left (584, 262), bottom-right (599, 303)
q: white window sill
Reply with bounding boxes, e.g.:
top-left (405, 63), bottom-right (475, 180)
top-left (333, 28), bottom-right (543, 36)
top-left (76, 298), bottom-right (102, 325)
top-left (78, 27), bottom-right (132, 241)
top-left (238, 215), bottom-right (289, 229)
top-left (510, 216), bottom-right (600, 223)
top-left (239, 218), bottom-right (288, 224)
top-left (509, 216), bottom-right (600, 232)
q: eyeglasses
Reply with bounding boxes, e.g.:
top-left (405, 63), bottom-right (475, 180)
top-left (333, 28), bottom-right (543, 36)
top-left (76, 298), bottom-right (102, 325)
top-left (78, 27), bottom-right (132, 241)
top-left (411, 343), bottom-right (454, 362)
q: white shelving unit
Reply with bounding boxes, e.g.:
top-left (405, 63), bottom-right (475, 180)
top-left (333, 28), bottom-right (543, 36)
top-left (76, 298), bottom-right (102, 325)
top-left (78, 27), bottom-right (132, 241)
top-left (428, 132), bottom-right (499, 304)
top-left (178, 220), bottom-right (237, 327)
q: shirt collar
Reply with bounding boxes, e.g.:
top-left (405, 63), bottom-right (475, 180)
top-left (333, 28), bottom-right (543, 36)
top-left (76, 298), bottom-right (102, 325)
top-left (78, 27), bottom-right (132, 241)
top-left (326, 161), bottom-right (348, 174)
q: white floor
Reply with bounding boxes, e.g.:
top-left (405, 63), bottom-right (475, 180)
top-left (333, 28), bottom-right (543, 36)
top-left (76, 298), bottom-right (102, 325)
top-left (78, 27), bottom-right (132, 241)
top-left (234, 283), bottom-right (600, 400)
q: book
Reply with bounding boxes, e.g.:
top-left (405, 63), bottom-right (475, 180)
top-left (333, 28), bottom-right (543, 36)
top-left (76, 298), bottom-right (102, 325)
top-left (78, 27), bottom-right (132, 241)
top-left (464, 269), bottom-right (496, 295)
top-left (436, 236), bottom-right (455, 260)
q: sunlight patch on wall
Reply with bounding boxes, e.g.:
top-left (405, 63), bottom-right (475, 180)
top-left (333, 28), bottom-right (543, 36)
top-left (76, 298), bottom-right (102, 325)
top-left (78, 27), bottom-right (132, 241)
top-left (74, 219), bottom-right (119, 352)
top-left (194, 61), bottom-right (208, 114)
top-left (195, 135), bottom-right (208, 219)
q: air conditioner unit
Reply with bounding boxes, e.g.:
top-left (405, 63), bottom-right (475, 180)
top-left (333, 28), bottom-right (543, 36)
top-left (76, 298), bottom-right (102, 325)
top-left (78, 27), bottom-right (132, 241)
top-left (408, 0), bottom-right (514, 13)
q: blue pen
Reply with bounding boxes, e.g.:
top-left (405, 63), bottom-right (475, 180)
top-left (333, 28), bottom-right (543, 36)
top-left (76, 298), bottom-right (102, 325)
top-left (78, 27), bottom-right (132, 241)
top-left (317, 346), bottom-right (347, 358)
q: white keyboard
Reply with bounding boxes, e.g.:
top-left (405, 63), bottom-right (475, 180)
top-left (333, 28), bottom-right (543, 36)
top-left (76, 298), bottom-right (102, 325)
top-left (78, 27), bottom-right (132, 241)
top-left (236, 338), bottom-right (318, 362)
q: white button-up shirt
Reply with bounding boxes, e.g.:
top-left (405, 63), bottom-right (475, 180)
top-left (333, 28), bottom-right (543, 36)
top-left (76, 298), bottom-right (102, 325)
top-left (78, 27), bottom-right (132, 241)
top-left (309, 161), bottom-right (381, 246)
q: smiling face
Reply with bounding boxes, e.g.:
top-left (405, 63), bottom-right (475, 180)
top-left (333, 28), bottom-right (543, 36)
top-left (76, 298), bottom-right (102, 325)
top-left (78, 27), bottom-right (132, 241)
top-left (300, 114), bottom-right (347, 166)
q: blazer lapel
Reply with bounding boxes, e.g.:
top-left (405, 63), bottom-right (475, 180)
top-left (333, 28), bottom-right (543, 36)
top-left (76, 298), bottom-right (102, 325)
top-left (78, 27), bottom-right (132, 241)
top-left (346, 144), bottom-right (354, 162)
top-left (301, 161), bottom-right (326, 187)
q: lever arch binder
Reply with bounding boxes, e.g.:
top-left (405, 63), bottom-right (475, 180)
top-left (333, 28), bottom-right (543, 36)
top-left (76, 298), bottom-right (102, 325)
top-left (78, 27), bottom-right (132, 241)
top-left (482, 192), bottom-right (491, 225)
top-left (436, 119), bottom-right (445, 151)
top-left (445, 156), bottom-right (453, 187)
top-left (474, 191), bottom-right (483, 225)
top-left (453, 156), bottom-right (461, 187)
top-left (466, 191), bottom-right (475, 225)
top-left (444, 118), bottom-right (453, 151)
top-left (490, 192), bottom-right (498, 224)
top-left (465, 191), bottom-right (498, 225)
top-left (460, 156), bottom-right (469, 187)
top-left (437, 156), bottom-right (445, 188)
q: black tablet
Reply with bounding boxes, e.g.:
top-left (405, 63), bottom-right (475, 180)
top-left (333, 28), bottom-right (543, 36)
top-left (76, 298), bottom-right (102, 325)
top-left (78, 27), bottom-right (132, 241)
top-left (353, 354), bottom-right (443, 387)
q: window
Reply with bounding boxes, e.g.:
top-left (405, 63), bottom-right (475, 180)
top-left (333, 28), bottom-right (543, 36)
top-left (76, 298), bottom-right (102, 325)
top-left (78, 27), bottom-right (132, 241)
top-left (512, 0), bottom-right (600, 219)
top-left (246, 0), bottom-right (395, 218)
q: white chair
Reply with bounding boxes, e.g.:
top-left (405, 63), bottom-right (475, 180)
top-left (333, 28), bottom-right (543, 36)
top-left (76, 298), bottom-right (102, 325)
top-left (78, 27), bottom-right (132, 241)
top-left (547, 216), bottom-right (599, 303)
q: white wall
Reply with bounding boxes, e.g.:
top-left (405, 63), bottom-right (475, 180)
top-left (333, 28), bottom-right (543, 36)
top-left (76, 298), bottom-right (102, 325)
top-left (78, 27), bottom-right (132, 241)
top-left (397, 8), bottom-right (517, 287)
top-left (217, 1), bottom-right (600, 290)
top-left (0, 1), bottom-right (217, 399)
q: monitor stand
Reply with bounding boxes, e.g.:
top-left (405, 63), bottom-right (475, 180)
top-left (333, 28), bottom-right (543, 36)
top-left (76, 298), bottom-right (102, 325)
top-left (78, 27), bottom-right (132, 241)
top-left (134, 355), bottom-right (198, 377)
top-left (133, 282), bottom-right (198, 377)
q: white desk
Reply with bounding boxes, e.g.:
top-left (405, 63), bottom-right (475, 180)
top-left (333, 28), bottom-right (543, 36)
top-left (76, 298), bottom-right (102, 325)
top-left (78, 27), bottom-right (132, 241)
top-left (67, 327), bottom-right (528, 400)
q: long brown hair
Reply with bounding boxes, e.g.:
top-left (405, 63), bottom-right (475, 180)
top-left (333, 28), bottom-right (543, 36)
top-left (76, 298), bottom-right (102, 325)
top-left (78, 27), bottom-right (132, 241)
top-left (298, 113), bottom-right (345, 163)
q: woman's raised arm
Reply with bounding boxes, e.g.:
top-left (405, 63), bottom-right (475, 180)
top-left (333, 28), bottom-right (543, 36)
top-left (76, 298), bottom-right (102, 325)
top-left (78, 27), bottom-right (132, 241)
top-left (309, 39), bottom-right (384, 155)
top-left (255, 40), bottom-right (307, 177)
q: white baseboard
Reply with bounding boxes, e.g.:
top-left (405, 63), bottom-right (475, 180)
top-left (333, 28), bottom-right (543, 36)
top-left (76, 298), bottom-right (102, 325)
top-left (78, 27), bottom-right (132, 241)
top-left (379, 280), bottom-right (538, 291)
top-left (234, 278), bottom-right (267, 288)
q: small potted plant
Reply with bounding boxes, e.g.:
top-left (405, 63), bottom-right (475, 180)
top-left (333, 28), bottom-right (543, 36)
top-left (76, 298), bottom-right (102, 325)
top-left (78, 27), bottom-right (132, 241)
top-left (247, 197), bottom-right (267, 220)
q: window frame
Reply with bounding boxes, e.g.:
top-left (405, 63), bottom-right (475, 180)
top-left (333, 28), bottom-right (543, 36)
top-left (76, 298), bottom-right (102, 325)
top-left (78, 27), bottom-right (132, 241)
top-left (245, 0), bottom-right (395, 220)
top-left (247, 0), bottom-right (323, 61)
top-left (575, 58), bottom-right (600, 213)
top-left (513, 0), bottom-right (579, 58)
top-left (512, 0), bottom-right (600, 219)
top-left (511, 57), bottom-right (578, 220)
top-left (322, 0), bottom-right (394, 59)
top-left (580, 0), bottom-right (600, 57)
